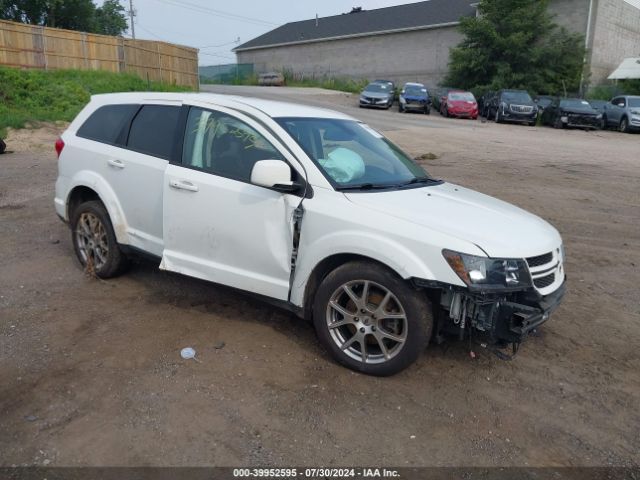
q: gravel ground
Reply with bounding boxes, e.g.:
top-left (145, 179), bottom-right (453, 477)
top-left (0, 87), bottom-right (639, 468)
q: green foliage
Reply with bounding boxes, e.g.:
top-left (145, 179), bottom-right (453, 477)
top-left (94, 0), bottom-right (128, 36)
top-left (586, 80), bottom-right (640, 100)
top-left (0, 67), bottom-right (191, 137)
top-left (444, 0), bottom-right (586, 97)
top-left (200, 68), bottom-right (368, 94)
top-left (1, 0), bottom-right (129, 36)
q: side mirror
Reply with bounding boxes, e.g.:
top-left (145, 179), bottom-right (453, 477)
top-left (617, 103), bottom-right (625, 108)
top-left (251, 160), bottom-right (300, 193)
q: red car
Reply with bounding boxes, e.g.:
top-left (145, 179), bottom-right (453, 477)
top-left (440, 91), bottom-right (479, 120)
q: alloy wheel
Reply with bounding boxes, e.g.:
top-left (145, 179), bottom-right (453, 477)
top-left (325, 280), bottom-right (408, 364)
top-left (75, 212), bottom-right (109, 270)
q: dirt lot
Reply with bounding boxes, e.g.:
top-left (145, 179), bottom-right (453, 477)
top-left (1, 88), bottom-right (639, 468)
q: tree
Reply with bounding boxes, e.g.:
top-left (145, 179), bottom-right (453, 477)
top-left (1, 0), bottom-right (128, 36)
top-left (444, 0), bottom-right (586, 96)
top-left (95, 0), bottom-right (127, 36)
top-left (46, 0), bottom-right (96, 31)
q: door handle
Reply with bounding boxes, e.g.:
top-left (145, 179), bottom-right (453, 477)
top-left (169, 179), bottom-right (199, 192)
top-left (107, 158), bottom-right (125, 169)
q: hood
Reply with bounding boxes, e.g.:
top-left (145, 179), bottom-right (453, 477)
top-left (560, 106), bottom-right (597, 115)
top-left (402, 94), bottom-right (427, 101)
top-left (449, 100), bottom-right (477, 107)
top-left (344, 182), bottom-right (561, 258)
top-left (362, 91), bottom-right (392, 99)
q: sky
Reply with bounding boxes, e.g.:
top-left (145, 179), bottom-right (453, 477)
top-left (113, 0), bottom-right (408, 65)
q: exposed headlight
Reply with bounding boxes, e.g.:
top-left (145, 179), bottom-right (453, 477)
top-left (561, 116), bottom-right (568, 123)
top-left (443, 249), bottom-right (532, 291)
top-left (630, 109), bottom-right (640, 115)
top-left (596, 114), bottom-right (603, 119)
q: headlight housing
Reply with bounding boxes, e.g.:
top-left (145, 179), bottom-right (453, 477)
top-left (443, 249), bottom-right (532, 291)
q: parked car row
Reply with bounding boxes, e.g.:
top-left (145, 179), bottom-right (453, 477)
top-left (360, 81), bottom-right (639, 133)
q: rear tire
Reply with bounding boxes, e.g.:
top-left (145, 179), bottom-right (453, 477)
top-left (313, 261), bottom-right (433, 376)
top-left (70, 200), bottom-right (129, 278)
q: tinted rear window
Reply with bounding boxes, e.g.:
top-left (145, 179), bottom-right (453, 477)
top-left (127, 105), bottom-right (181, 159)
top-left (77, 104), bottom-right (138, 145)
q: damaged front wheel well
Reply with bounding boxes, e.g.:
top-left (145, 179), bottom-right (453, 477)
top-left (303, 254), bottom-right (407, 321)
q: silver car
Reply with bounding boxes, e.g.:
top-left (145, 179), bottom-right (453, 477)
top-left (602, 95), bottom-right (640, 133)
top-left (359, 82), bottom-right (394, 109)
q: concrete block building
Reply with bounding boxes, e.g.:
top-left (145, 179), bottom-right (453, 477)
top-left (234, 0), bottom-right (640, 88)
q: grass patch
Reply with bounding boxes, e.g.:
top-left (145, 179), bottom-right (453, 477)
top-left (201, 71), bottom-right (369, 95)
top-left (0, 67), bottom-right (192, 138)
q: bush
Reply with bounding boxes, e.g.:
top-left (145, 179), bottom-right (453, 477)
top-left (0, 67), bottom-right (192, 138)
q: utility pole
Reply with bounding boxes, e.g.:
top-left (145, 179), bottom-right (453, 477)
top-left (128, 0), bottom-right (136, 39)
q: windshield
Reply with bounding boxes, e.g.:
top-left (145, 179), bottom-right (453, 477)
top-left (364, 83), bottom-right (390, 93)
top-left (502, 91), bottom-right (532, 103)
top-left (404, 86), bottom-right (427, 96)
top-left (276, 118), bottom-right (432, 189)
top-left (449, 92), bottom-right (475, 102)
top-left (628, 98), bottom-right (640, 108)
top-left (560, 99), bottom-right (593, 109)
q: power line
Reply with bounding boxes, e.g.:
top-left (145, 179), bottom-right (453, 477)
top-left (153, 0), bottom-right (278, 27)
top-left (198, 38), bottom-right (240, 49)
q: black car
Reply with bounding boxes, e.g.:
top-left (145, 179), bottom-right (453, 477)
top-left (541, 98), bottom-right (602, 130)
top-left (588, 100), bottom-right (608, 128)
top-left (534, 95), bottom-right (554, 112)
top-left (488, 90), bottom-right (538, 126)
top-left (480, 91), bottom-right (496, 118)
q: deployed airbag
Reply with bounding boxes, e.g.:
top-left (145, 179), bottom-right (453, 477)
top-left (318, 147), bottom-right (365, 183)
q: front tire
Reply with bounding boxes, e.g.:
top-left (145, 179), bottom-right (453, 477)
top-left (494, 108), bottom-right (502, 123)
top-left (620, 116), bottom-right (630, 133)
top-left (71, 200), bottom-right (129, 278)
top-left (313, 261), bottom-right (433, 376)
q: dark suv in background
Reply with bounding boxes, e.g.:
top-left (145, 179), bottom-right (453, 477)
top-left (488, 90), bottom-right (538, 126)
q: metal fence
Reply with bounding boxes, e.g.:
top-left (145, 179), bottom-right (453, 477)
top-left (199, 63), bottom-right (254, 84)
top-left (0, 19), bottom-right (199, 89)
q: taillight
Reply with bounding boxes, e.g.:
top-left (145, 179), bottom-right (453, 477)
top-left (55, 138), bottom-right (65, 158)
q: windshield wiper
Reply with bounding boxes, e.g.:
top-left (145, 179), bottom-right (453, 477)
top-left (335, 183), bottom-right (396, 191)
top-left (398, 177), bottom-right (441, 187)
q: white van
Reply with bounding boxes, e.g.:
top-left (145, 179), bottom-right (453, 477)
top-left (54, 92), bottom-right (565, 375)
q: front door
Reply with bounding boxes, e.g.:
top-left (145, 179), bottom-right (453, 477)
top-left (161, 105), bottom-right (299, 300)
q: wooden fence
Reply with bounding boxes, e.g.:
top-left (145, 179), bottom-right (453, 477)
top-left (0, 19), bottom-right (199, 89)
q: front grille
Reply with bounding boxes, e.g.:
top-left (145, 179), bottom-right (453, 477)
top-left (527, 252), bottom-right (553, 267)
top-left (510, 104), bottom-right (533, 114)
top-left (534, 273), bottom-right (555, 289)
top-left (568, 114), bottom-right (597, 125)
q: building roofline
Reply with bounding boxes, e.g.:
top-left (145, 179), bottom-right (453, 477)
top-left (233, 21), bottom-right (461, 53)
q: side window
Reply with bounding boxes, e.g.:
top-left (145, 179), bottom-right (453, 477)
top-left (77, 104), bottom-right (138, 145)
top-left (127, 105), bottom-right (181, 159)
top-left (182, 107), bottom-right (285, 183)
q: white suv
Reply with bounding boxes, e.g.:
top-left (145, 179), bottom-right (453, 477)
top-left (55, 92), bottom-right (566, 375)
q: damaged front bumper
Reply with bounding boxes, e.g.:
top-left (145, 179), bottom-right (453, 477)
top-left (415, 278), bottom-right (566, 345)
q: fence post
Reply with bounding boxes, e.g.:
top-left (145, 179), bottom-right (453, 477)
top-left (119, 37), bottom-right (126, 73)
top-left (40, 26), bottom-right (48, 70)
top-left (81, 32), bottom-right (89, 69)
top-left (157, 43), bottom-right (162, 83)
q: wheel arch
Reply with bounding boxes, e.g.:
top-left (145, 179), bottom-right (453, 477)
top-left (300, 253), bottom-right (410, 321)
top-left (65, 173), bottom-right (129, 244)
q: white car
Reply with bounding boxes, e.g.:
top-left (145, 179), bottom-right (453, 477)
top-left (54, 92), bottom-right (566, 376)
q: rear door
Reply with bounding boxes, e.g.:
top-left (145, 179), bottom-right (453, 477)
top-left (113, 102), bottom-right (182, 256)
top-left (160, 104), bottom-right (302, 300)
